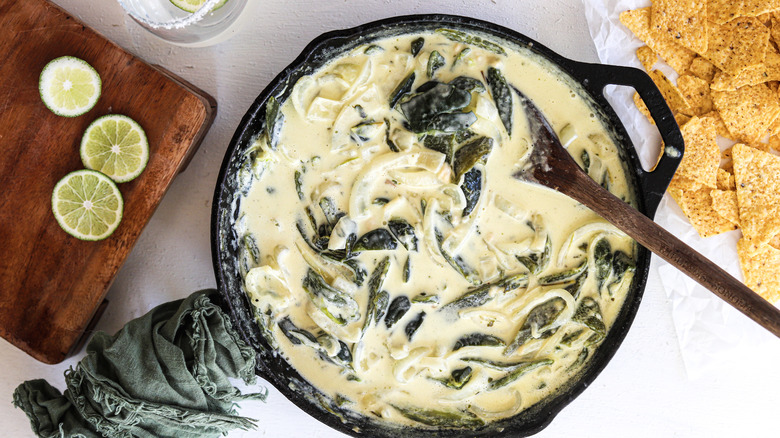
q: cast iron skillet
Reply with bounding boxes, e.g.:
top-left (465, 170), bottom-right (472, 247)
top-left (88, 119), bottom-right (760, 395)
top-left (212, 14), bottom-right (684, 437)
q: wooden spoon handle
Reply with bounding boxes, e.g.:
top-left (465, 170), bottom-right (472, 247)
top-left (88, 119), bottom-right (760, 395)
top-left (566, 173), bottom-right (780, 338)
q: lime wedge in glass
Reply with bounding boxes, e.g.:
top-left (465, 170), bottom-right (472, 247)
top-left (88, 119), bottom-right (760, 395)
top-left (80, 114), bottom-right (149, 183)
top-left (51, 170), bottom-right (123, 241)
top-left (39, 56), bottom-right (101, 117)
top-left (170, 0), bottom-right (227, 13)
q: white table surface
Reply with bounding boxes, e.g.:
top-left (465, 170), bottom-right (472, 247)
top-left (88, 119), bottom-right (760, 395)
top-left (3, 1), bottom-right (779, 437)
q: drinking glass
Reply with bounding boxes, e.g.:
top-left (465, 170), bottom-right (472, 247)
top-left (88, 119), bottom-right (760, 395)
top-left (117, 0), bottom-right (252, 47)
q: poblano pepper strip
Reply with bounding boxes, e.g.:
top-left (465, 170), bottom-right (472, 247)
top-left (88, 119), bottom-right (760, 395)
top-left (442, 272), bottom-right (528, 310)
top-left (488, 359), bottom-right (553, 390)
top-left (452, 333), bottom-right (505, 351)
top-left (487, 67), bottom-right (513, 136)
top-left (301, 268), bottom-right (360, 325)
top-left (427, 50), bottom-right (445, 78)
top-left (390, 404), bottom-right (485, 428)
top-left (362, 257), bottom-right (391, 336)
top-left (435, 28), bottom-right (507, 56)
top-left (505, 297), bottom-right (567, 355)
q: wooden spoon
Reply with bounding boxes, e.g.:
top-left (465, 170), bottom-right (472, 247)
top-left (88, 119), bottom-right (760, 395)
top-left (512, 89), bottom-right (780, 338)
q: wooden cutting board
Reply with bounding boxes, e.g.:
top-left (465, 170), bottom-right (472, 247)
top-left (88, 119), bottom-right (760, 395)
top-left (0, 0), bottom-right (216, 364)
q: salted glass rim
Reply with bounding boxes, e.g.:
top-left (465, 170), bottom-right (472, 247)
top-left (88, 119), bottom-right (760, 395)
top-left (117, 0), bottom-right (224, 29)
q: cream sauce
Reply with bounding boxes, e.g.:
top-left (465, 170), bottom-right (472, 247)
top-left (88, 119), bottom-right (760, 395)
top-left (236, 31), bottom-right (637, 428)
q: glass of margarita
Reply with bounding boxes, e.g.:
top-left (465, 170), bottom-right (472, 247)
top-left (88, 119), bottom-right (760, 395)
top-left (117, 0), bottom-right (253, 46)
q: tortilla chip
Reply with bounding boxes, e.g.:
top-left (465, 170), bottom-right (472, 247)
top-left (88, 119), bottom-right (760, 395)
top-left (767, 134), bottom-right (780, 150)
top-left (708, 0), bottom-right (780, 25)
top-left (773, 17), bottom-right (780, 47)
top-left (710, 50), bottom-right (780, 91)
top-left (677, 74), bottom-right (713, 115)
top-left (700, 110), bottom-right (733, 139)
top-left (716, 168), bottom-right (737, 190)
top-left (772, 234), bottom-right (780, 249)
top-left (710, 189), bottom-right (741, 226)
top-left (648, 69), bottom-right (692, 114)
top-left (700, 17), bottom-right (769, 75)
top-left (759, 12), bottom-right (774, 26)
top-left (712, 83), bottom-right (780, 144)
top-left (675, 113), bottom-right (692, 127)
top-left (651, 0), bottom-right (708, 53)
top-left (676, 186), bottom-right (738, 237)
top-left (733, 143), bottom-right (780, 245)
top-left (769, 116), bottom-right (780, 138)
top-left (675, 116), bottom-right (720, 188)
top-left (688, 56), bottom-right (719, 81)
top-left (636, 46), bottom-right (659, 72)
top-left (737, 238), bottom-right (780, 303)
top-left (620, 8), bottom-right (697, 73)
top-left (632, 92), bottom-right (654, 124)
top-left (667, 174), bottom-right (700, 207)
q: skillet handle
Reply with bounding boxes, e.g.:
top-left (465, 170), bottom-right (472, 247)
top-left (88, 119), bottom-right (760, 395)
top-left (562, 61), bottom-right (684, 219)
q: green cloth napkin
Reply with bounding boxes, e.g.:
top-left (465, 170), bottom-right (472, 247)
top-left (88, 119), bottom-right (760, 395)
top-left (13, 290), bottom-right (267, 438)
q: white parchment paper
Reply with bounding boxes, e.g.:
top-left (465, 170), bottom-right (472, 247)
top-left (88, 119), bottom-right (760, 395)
top-left (582, 0), bottom-right (780, 379)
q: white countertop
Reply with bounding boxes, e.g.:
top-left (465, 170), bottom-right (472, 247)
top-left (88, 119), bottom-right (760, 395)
top-left (3, 1), bottom-right (779, 436)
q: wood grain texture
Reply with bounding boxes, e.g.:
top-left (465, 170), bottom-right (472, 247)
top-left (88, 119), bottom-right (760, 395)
top-left (0, 0), bottom-right (216, 364)
top-left (514, 93), bottom-right (780, 339)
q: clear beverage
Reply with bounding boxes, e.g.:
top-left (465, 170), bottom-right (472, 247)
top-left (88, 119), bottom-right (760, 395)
top-left (117, 0), bottom-right (252, 46)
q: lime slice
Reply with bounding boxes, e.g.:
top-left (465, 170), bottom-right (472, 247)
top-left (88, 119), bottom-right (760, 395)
top-left (39, 56), bottom-right (101, 117)
top-left (52, 170), bottom-right (123, 241)
top-left (170, 0), bottom-right (228, 13)
top-left (80, 115), bottom-right (149, 183)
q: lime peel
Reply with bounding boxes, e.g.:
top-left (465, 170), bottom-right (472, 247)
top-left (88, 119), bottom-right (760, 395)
top-left (39, 56), bottom-right (101, 117)
top-left (52, 170), bottom-right (124, 241)
top-left (170, 0), bottom-right (228, 13)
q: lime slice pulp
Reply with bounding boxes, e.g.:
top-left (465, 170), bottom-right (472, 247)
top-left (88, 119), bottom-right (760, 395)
top-left (170, 0), bottom-right (228, 13)
top-left (80, 115), bottom-right (149, 183)
top-left (39, 56), bottom-right (101, 117)
top-left (52, 170), bottom-right (123, 241)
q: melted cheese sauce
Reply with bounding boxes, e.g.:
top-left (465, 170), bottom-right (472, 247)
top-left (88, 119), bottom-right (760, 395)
top-left (236, 31), bottom-right (637, 428)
